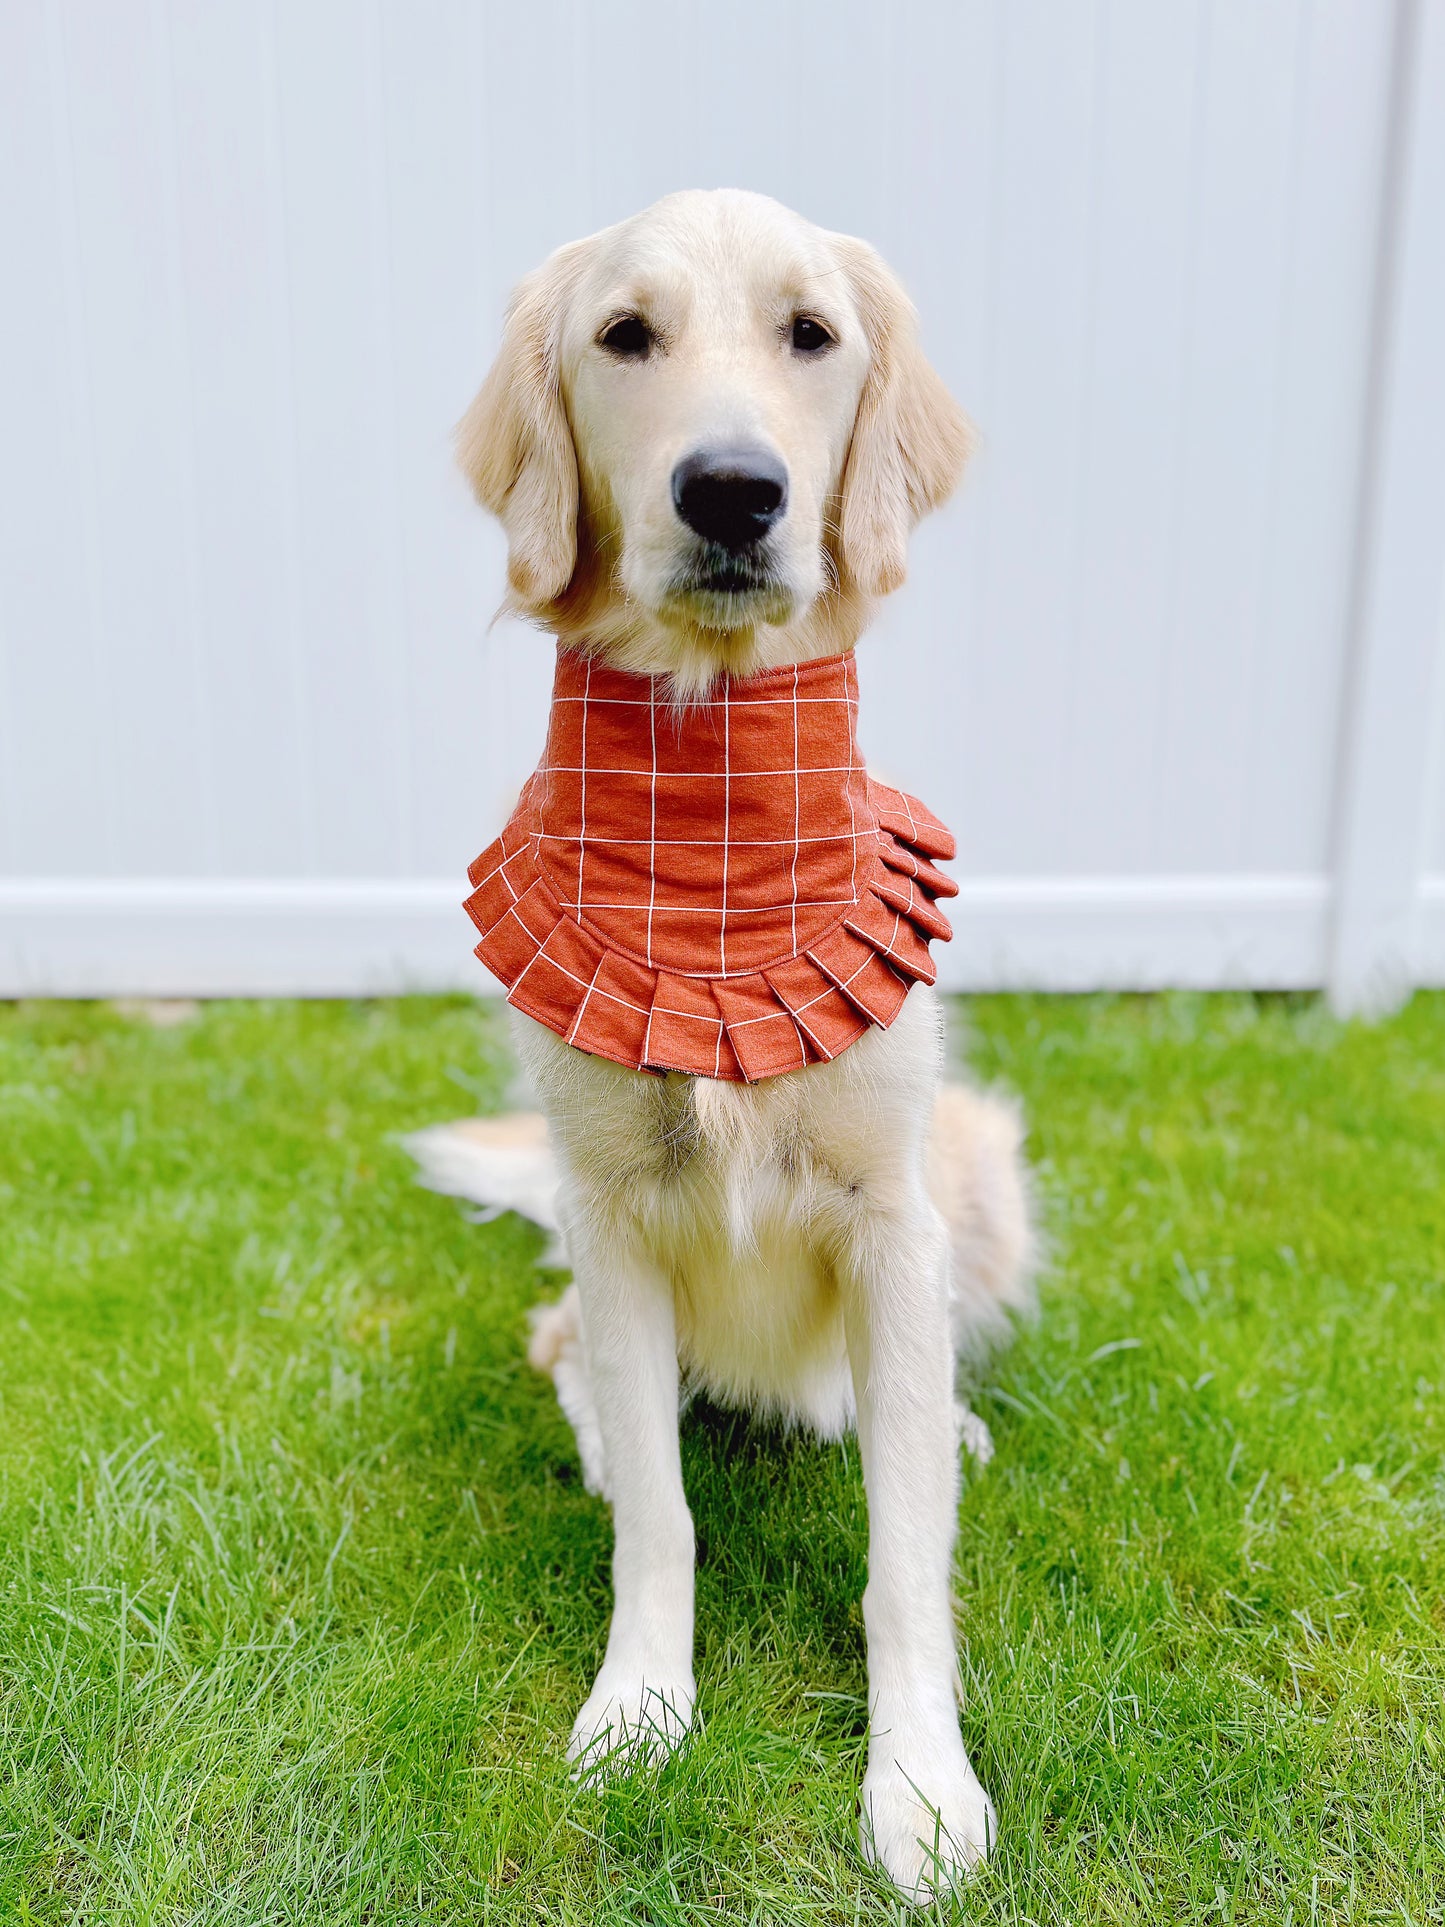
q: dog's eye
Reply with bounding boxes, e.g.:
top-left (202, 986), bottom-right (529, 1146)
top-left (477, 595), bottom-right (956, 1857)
top-left (790, 315), bottom-right (834, 355)
top-left (599, 314), bottom-right (652, 359)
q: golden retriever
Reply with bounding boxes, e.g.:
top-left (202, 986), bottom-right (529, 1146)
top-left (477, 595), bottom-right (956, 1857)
top-left (424, 189), bottom-right (1035, 1899)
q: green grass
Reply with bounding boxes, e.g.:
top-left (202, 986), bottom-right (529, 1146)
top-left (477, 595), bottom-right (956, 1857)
top-left (1, 992), bottom-right (1442, 1925)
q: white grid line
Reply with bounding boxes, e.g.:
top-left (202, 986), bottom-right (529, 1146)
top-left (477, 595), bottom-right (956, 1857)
top-left (576, 657), bottom-right (591, 913)
top-left (535, 764), bottom-right (866, 776)
top-left (646, 691), bottom-right (657, 966)
top-left (535, 830), bottom-right (873, 848)
top-left (791, 664), bottom-right (799, 954)
top-left (720, 695), bottom-right (729, 975)
top-left (556, 897), bottom-right (856, 914)
top-left (547, 694), bottom-right (860, 709)
top-left (567, 953), bottom-right (608, 1047)
top-left (844, 718), bottom-right (859, 911)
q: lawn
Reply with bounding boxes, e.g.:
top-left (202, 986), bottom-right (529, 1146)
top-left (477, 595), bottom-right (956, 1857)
top-left (1, 992), bottom-right (1442, 1925)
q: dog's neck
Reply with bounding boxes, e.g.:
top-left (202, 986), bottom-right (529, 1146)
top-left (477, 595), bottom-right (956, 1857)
top-left (568, 597), bottom-right (872, 698)
top-left (532, 525), bottom-right (875, 700)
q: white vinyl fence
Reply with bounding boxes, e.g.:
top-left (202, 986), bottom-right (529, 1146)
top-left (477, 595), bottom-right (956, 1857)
top-left (3, 0), bottom-right (1443, 1010)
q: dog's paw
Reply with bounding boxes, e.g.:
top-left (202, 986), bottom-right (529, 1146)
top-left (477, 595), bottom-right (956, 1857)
top-left (567, 1671), bottom-right (694, 1776)
top-left (860, 1749), bottom-right (996, 1900)
top-left (527, 1289), bottom-right (611, 1498)
top-left (955, 1399), bottom-right (995, 1466)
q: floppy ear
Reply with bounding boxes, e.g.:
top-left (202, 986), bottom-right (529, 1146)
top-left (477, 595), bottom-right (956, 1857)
top-left (455, 243), bottom-right (587, 611)
top-left (836, 238), bottom-right (975, 597)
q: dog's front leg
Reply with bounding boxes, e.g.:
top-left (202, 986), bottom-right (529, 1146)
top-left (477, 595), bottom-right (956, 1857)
top-left (561, 1185), bottom-right (695, 1771)
top-left (842, 1185), bottom-right (996, 1895)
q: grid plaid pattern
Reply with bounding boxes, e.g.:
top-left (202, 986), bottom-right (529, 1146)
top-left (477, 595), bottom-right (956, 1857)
top-left (465, 648), bottom-right (958, 1083)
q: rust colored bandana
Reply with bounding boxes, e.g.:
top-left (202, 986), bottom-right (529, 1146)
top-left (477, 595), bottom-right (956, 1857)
top-left (464, 647), bottom-right (957, 1082)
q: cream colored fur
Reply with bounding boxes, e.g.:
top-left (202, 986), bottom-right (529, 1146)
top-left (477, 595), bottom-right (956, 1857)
top-left (450, 190), bottom-right (1030, 1899)
top-left (519, 1069), bottom-right (1033, 1468)
top-left (457, 189), bottom-right (972, 696)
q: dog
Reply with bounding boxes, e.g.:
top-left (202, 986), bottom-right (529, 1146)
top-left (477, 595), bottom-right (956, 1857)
top-left (430, 189), bottom-right (1035, 1899)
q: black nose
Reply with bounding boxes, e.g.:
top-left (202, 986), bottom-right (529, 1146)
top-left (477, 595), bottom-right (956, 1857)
top-left (671, 445), bottom-right (788, 550)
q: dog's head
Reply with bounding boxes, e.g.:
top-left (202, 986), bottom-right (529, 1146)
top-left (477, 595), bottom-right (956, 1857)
top-left (458, 190), bottom-right (972, 681)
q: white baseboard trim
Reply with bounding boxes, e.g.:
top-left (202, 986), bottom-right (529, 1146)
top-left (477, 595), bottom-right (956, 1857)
top-left (939, 873), bottom-right (1333, 991)
top-left (0, 872), bottom-right (1356, 998)
top-left (1418, 874), bottom-right (1445, 981)
top-left (0, 879), bottom-right (482, 998)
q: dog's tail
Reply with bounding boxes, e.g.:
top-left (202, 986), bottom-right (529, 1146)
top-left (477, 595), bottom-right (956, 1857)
top-left (928, 1083), bottom-right (1038, 1360)
top-left (399, 1112), bottom-right (566, 1264)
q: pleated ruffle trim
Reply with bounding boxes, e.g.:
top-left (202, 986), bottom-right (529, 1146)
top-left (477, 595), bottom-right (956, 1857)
top-left (464, 779), bottom-right (958, 1083)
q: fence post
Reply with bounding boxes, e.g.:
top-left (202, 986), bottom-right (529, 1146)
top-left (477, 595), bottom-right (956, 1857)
top-left (1329, 0), bottom-right (1445, 1016)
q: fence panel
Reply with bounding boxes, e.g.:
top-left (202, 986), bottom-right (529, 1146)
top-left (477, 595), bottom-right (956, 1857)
top-left (1, 0), bottom-right (1439, 1002)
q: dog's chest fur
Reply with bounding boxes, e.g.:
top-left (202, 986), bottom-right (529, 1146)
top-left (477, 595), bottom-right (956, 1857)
top-left (513, 987), bottom-right (947, 1436)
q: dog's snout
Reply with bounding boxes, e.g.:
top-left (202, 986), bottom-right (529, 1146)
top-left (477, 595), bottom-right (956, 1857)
top-left (671, 446), bottom-right (788, 551)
